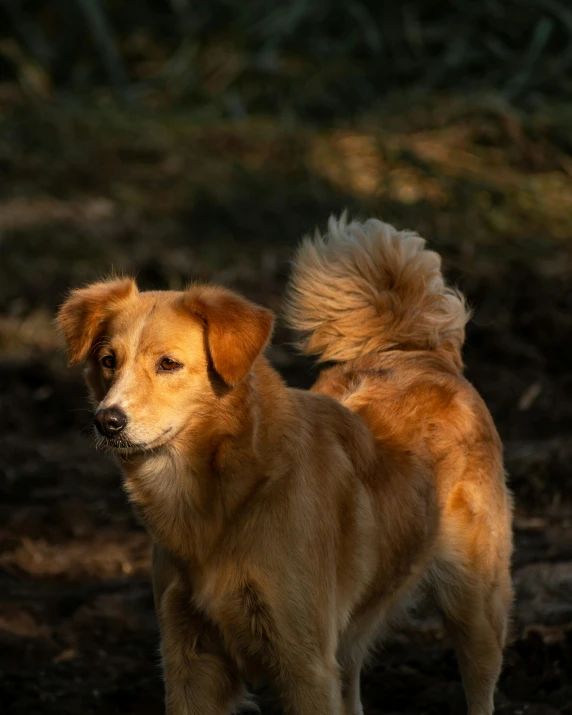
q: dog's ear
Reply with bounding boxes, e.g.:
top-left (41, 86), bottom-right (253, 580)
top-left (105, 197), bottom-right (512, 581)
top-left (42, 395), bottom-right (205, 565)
top-left (57, 277), bottom-right (137, 365)
top-left (186, 287), bottom-right (274, 386)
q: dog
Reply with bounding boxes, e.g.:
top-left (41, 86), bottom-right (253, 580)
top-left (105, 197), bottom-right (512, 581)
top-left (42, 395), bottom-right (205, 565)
top-left (57, 216), bottom-right (513, 715)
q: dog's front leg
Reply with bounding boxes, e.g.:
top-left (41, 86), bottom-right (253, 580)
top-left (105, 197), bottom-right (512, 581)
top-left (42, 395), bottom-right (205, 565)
top-left (159, 581), bottom-right (244, 715)
top-left (277, 659), bottom-right (344, 715)
top-left (163, 655), bottom-right (242, 715)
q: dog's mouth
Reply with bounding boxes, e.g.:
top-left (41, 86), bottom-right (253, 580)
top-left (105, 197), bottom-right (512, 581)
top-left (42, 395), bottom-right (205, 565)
top-left (95, 427), bottom-right (173, 454)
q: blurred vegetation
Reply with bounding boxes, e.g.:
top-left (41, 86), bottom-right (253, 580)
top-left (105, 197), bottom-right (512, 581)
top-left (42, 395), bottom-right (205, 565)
top-left (1, 0), bottom-right (572, 116)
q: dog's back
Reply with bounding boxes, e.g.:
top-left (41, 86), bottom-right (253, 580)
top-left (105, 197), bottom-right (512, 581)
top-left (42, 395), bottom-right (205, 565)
top-left (286, 215), bottom-right (513, 715)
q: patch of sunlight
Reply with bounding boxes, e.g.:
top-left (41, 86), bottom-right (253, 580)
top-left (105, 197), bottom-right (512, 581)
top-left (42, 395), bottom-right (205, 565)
top-left (0, 310), bottom-right (61, 355)
top-left (0, 196), bottom-right (116, 232)
top-left (0, 532), bottom-right (151, 580)
top-left (307, 130), bottom-right (447, 204)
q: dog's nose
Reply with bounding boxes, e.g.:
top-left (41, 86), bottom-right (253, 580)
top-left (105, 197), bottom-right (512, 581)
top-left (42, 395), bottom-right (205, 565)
top-left (94, 407), bottom-right (127, 437)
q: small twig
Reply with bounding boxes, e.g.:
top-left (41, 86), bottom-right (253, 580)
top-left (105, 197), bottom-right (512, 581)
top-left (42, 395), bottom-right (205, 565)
top-left (75, 0), bottom-right (128, 89)
top-left (524, 0), bottom-right (572, 71)
top-left (504, 16), bottom-right (553, 99)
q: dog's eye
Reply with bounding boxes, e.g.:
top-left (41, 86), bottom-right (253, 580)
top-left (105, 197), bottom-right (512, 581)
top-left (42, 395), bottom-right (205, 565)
top-left (101, 354), bottom-right (116, 369)
top-left (159, 357), bottom-right (180, 371)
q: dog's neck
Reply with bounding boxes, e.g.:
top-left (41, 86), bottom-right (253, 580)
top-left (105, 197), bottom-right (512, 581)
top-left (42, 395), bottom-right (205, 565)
top-left (119, 357), bottom-right (291, 567)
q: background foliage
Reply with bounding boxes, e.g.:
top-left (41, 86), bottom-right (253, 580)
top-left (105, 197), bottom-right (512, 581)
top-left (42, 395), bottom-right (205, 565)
top-left (2, 0), bottom-right (572, 115)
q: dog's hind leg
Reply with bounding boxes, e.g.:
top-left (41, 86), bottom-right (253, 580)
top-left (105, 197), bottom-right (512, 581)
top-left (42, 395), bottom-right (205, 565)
top-left (437, 576), bottom-right (509, 715)
top-left (432, 482), bottom-right (513, 715)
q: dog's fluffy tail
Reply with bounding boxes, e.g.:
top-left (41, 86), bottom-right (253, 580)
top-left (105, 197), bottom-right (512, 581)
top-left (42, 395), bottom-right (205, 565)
top-left (285, 214), bottom-right (470, 368)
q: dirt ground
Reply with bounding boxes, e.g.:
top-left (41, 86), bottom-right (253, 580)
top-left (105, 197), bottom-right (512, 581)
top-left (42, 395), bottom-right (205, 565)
top-left (1, 96), bottom-right (572, 714)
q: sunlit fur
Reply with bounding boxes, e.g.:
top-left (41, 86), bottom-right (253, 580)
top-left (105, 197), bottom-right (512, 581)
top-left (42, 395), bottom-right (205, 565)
top-left (56, 218), bottom-right (512, 715)
top-left (286, 213), bottom-right (470, 369)
top-left (286, 215), bottom-right (513, 715)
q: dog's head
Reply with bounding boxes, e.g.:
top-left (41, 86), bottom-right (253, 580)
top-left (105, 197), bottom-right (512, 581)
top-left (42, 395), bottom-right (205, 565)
top-left (57, 278), bottom-right (274, 453)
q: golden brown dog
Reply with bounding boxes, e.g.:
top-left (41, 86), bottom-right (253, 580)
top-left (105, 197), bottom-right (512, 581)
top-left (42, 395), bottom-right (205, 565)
top-left (57, 216), bottom-right (512, 715)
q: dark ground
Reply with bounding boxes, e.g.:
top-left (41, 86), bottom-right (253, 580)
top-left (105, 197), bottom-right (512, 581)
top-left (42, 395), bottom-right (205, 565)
top-left (1, 96), bottom-right (572, 714)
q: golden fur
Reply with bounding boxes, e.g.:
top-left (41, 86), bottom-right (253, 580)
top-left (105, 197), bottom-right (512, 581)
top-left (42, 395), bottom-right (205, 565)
top-left (286, 214), bottom-right (470, 368)
top-left (57, 216), bottom-right (513, 715)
